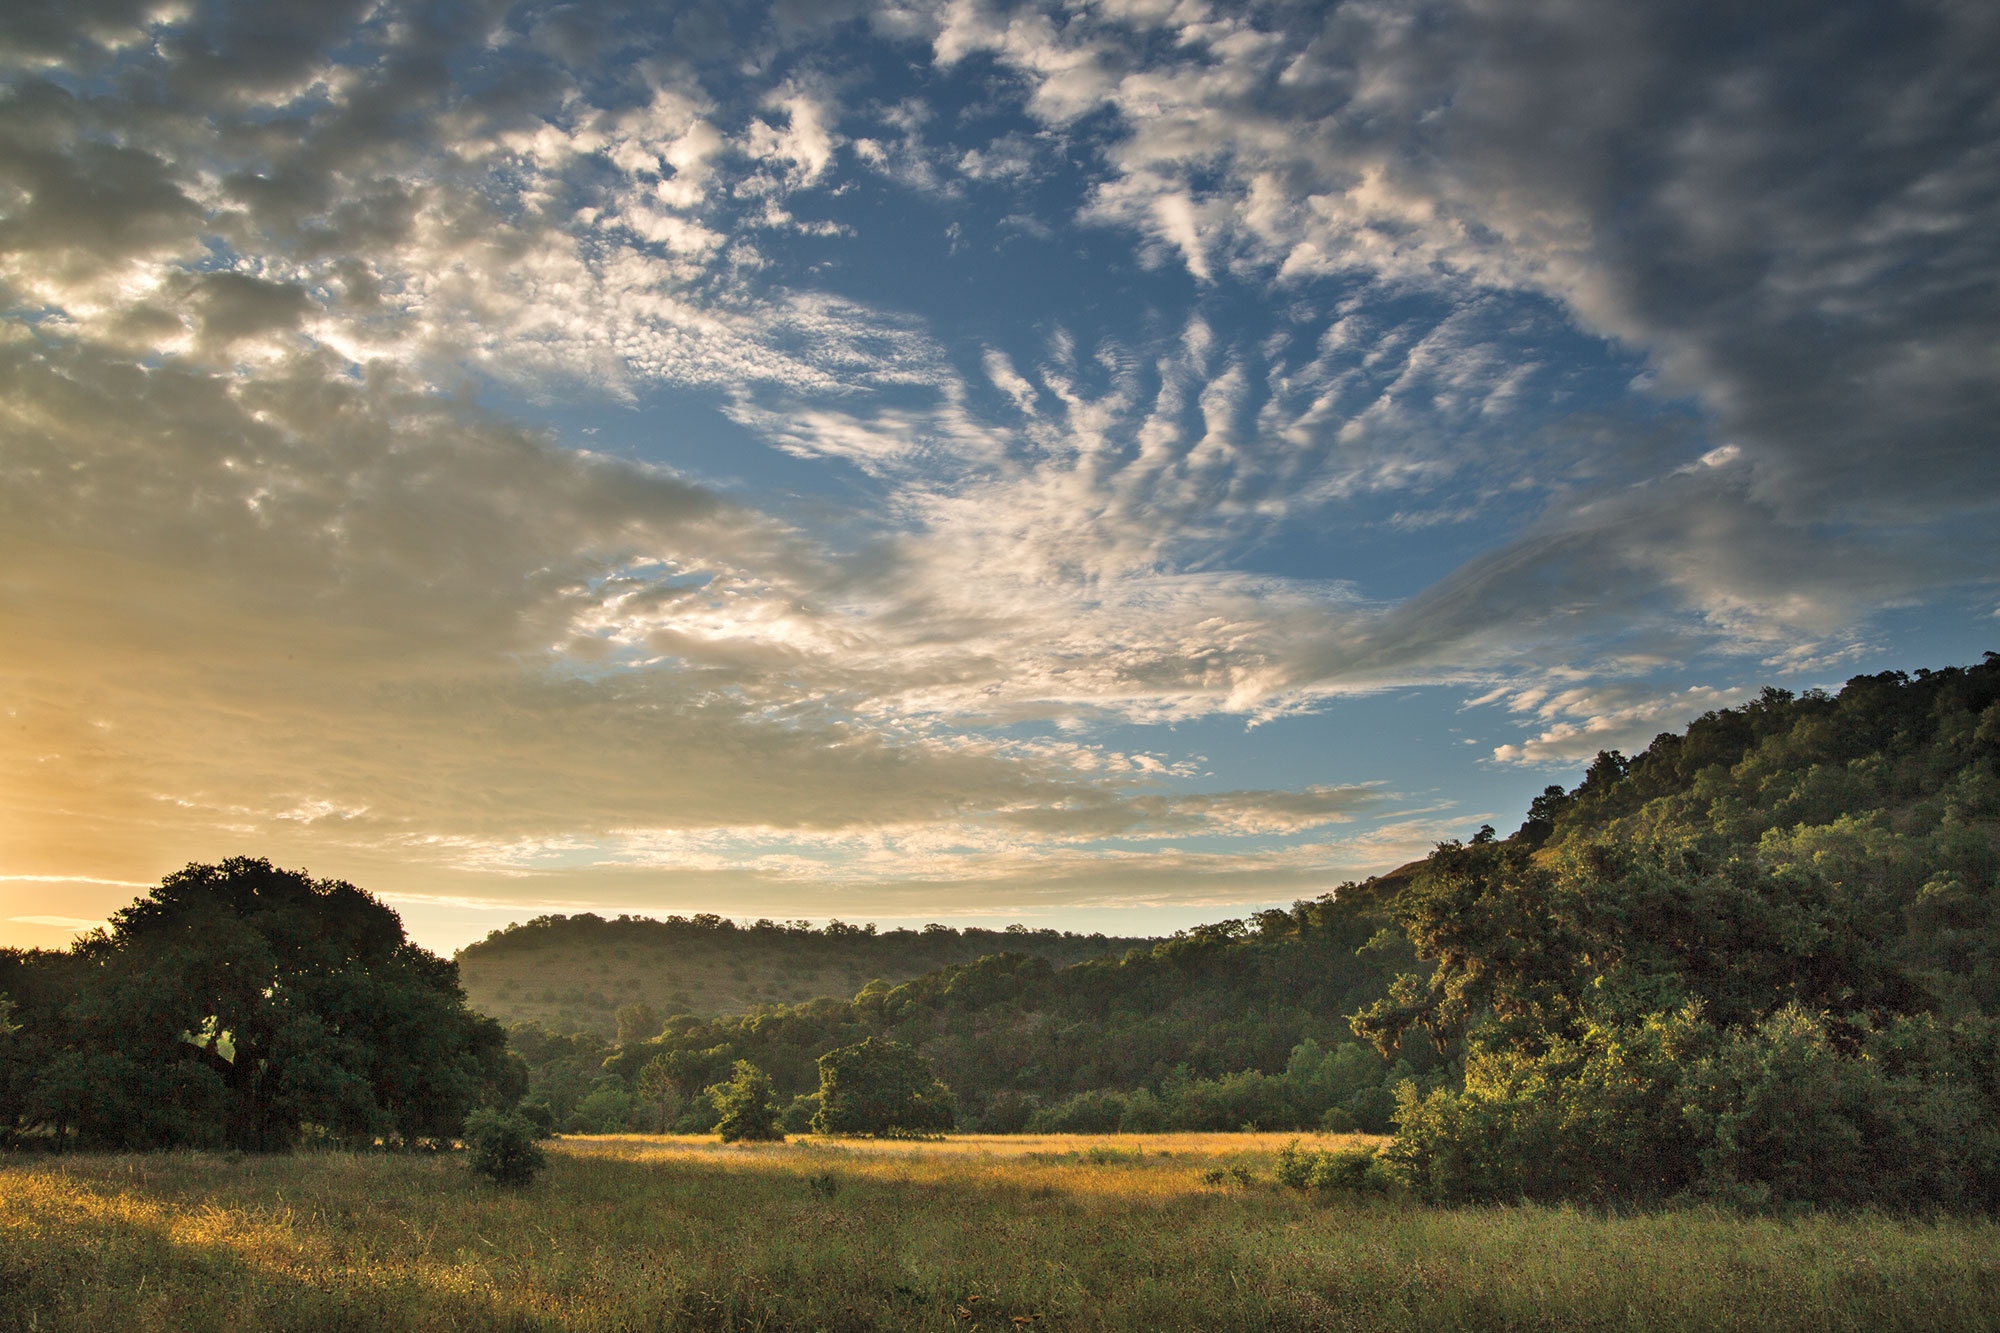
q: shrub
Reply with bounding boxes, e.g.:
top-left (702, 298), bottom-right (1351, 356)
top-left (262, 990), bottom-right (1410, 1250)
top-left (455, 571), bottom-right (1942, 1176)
top-left (464, 1109), bottom-right (546, 1187)
top-left (1083, 1145), bottom-right (1140, 1165)
top-left (1196, 1163), bottom-right (1258, 1188)
top-left (1274, 1139), bottom-right (1315, 1190)
top-left (780, 1092), bottom-right (820, 1135)
top-left (710, 1061), bottom-right (784, 1143)
top-left (1277, 1139), bottom-right (1394, 1194)
top-left (1308, 1147), bottom-right (1392, 1193)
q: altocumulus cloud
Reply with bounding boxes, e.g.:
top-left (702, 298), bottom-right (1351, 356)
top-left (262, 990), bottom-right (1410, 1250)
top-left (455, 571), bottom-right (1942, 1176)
top-left (1, 0), bottom-right (1994, 943)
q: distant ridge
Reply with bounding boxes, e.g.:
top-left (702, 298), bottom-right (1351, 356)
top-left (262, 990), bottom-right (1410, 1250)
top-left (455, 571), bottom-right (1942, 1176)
top-left (456, 914), bottom-right (1155, 1034)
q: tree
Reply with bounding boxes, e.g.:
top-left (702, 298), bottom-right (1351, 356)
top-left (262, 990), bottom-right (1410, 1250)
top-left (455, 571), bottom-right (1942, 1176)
top-left (634, 1053), bottom-right (689, 1131)
top-left (50, 858), bottom-right (523, 1150)
top-left (811, 1037), bottom-right (955, 1136)
top-left (710, 1060), bottom-right (784, 1142)
top-left (615, 1002), bottom-right (660, 1047)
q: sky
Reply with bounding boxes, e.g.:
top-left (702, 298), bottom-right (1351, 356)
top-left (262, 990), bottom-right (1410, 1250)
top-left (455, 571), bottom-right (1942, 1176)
top-left (3, 0), bottom-right (1997, 956)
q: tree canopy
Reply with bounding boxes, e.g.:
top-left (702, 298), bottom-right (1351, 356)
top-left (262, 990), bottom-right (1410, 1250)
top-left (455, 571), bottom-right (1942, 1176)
top-left (1, 857), bottom-right (523, 1151)
top-left (812, 1038), bottom-right (955, 1137)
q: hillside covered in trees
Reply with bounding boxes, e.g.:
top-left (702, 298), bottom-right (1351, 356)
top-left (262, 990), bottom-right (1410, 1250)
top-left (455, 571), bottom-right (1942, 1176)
top-left (505, 876), bottom-right (1440, 1139)
top-left (455, 916), bottom-right (1154, 1034)
top-left (508, 655), bottom-right (2000, 1207)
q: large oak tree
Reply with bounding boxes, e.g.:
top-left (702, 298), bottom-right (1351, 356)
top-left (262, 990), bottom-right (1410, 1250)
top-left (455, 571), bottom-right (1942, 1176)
top-left (7, 858), bottom-right (522, 1150)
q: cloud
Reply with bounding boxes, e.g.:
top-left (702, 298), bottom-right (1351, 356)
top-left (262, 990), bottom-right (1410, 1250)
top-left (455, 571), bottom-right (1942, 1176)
top-left (1484, 682), bottom-right (1754, 765)
top-left (3, 0), bottom-right (1992, 945)
top-left (992, 782), bottom-right (1383, 839)
top-left (927, 0), bottom-right (2000, 668)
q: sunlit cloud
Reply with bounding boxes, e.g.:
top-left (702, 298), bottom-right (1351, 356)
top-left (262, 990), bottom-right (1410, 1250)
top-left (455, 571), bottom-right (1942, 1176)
top-left (3, 0), bottom-right (1991, 949)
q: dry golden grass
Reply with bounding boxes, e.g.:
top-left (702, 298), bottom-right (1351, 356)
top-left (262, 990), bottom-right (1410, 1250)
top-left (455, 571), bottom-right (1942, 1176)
top-left (2, 1135), bottom-right (1997, 1331)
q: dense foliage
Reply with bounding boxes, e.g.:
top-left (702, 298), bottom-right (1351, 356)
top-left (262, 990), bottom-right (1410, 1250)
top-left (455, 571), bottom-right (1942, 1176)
top-left (505, 882), bottom-right (1442, 1136)
top-left (1370, 657), bottom-right (2000, 1206)
top-left (0, 858), bottom-right (524, 1151)
top-left (711, 1061), bottom-right (785, 1143)
top-left (812, 1038), bottom-right (955, 1136)
top-left (463, 1108), bottom-right (547, 1186)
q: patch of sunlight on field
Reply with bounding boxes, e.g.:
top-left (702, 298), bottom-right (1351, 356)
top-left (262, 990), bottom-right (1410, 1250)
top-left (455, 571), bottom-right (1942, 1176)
top-left (562, 1131), bottom-right (1387, 1204)
top-left (565, 1129), bottom-right (1380, 1160)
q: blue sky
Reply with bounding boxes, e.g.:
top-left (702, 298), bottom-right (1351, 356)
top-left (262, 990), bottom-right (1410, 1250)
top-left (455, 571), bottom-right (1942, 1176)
top-left (3, 0), bottom-right (1996, 953)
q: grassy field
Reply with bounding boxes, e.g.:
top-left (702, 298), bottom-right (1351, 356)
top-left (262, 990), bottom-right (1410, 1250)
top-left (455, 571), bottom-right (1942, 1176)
top-left (3, 1132), bottom-right (1997, 1331)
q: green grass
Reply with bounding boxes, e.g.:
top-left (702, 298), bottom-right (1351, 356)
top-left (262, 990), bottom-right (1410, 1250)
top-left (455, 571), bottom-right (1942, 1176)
top-left (3, 1134), bottom-right (1997, 1331)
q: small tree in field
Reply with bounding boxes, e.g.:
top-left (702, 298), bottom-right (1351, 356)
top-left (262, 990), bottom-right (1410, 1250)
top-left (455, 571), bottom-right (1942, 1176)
top-left (710, 1060), bottom-right (784, 1143)
top-left (464, 1108), bottom-right (546, 1187)
top-left (811, 1038), bottom-right (955, 1136)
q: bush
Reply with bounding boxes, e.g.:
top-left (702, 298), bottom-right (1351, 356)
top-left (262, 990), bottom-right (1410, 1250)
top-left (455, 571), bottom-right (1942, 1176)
top-left (1276, 1139), bottom-right (1394, 1194)
top-left (710, 1061), bottom-right (784, 1143)
top-left (1274, 1138), bottom-right (1315, 1190)
top-left (780, 1092), bottom-right (821, 1135)
top-left (1308, 1146), bottom-right (1392, 1193)
top-left (464, 1109), bottom-right (546, 1187)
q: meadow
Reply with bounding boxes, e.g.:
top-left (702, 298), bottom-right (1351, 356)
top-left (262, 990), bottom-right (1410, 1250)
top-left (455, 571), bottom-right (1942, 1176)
top-left (3, 1133), bottom-right (1997, 1332)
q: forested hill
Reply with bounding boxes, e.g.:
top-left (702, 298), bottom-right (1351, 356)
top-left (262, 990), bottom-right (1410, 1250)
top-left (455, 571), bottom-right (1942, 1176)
top-left (507, 873), bottom-right (1435, 1137)
top-left (1499, 653), bottom-right (2000, 1014)
top-left (1355, 653), bottom-right (2000, 1207)
top-left (454, 915), bottom-right (1154, 1034)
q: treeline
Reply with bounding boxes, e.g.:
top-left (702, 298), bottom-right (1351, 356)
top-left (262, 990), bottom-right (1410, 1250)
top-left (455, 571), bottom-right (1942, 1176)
top-left (455, 912), bottom-right (1154, 1033)
top-left (505, 878), bottom-right (1450, 1136)
top-left (463, 913), bottom-right (1145, 965)
top-left (0, 860), bottom-right (522, 1151)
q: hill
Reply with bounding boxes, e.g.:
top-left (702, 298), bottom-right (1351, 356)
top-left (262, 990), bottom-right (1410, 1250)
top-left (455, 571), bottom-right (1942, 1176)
top-left (504, 871), bottom-right (1433, 1136)
top-left (455, 914), bottom-right (1154, 1035)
